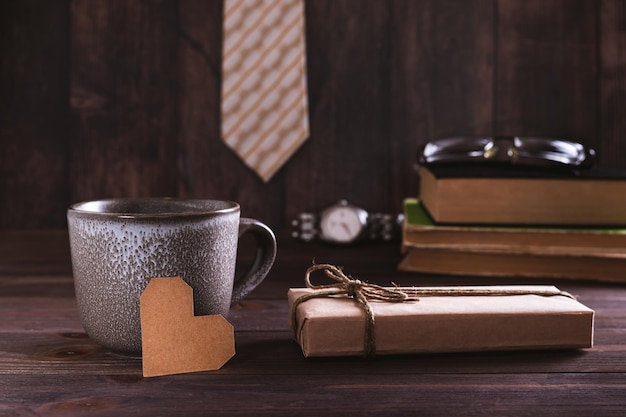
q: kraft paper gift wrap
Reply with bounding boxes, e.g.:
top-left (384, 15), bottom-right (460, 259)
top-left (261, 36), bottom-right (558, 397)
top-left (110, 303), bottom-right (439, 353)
top-left (288, 285), bottom-right (594, 358)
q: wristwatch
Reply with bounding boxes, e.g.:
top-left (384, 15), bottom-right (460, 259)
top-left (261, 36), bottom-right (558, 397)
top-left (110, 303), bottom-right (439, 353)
top-left (291, 200), bottom-right (403, 244)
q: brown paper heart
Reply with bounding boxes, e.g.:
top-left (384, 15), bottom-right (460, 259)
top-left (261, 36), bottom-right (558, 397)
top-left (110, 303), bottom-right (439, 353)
top-left (140, 277), bottom-right (235, 377)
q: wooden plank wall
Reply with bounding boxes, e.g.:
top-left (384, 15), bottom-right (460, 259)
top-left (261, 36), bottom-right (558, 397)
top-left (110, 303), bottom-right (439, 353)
top-left (2, 0), bottom-right (626, 230)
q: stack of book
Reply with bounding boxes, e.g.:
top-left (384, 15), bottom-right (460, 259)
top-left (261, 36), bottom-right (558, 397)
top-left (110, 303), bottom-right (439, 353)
top-left (399, 164), bottom-right (626, 282)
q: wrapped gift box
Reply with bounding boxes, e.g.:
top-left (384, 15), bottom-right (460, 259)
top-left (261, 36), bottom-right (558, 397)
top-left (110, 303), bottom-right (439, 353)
top-left (288, 285), bottom-right (594, 358)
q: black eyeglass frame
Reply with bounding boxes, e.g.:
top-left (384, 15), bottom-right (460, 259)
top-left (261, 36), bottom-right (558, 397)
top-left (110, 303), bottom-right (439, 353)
top-left (417, 136), bottom-right (596, 170)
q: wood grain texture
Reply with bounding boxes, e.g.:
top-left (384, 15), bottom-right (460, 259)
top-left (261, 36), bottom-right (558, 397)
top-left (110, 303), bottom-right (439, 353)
top-left (600, 0), bottom-right (626, 167)
top-left (2, 231), bottom-right (626, 416)
top-left (495, 0), bottom-right (598, 144)
top-left (2, 1), bottom-right (626, 228)
top-left (69, 0), bottom-right (180, 201)
top-left (3, 372), bottom-right (626, 417)
top-left (0, 0), bottom-right (69, 228)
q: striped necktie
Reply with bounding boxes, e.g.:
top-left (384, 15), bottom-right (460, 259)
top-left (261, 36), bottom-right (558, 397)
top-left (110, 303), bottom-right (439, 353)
top-left (221, 0), bottom-right (309, 182)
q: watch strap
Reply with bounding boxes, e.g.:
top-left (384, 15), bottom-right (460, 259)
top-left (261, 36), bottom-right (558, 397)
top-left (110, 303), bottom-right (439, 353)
top-left (368, 213), bottom-right (403, 241)
top-left (292, 211), bottom-right (403, 242)
top-left (291, 213), bottom-right (318, 242)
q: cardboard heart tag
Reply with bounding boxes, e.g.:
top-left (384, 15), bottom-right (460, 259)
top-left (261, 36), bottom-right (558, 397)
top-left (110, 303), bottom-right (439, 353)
top-left (140, 277), bottom-right (235, 377)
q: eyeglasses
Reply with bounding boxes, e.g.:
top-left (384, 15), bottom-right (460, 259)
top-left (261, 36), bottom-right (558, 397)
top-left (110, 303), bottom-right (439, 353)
top-left (418, 136), bottom-right (595, 169)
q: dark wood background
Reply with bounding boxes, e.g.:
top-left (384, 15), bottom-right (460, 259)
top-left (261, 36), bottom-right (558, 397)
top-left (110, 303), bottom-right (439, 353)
top-left (2, 0), bottom-right (626, 230)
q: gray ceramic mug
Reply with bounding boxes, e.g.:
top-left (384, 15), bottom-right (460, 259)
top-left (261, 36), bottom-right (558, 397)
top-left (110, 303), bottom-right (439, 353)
top-left (67, 198), bottom-right (276, 355)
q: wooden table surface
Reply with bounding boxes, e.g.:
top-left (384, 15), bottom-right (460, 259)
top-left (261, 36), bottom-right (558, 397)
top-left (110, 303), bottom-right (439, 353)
top-left (1, 230), bottom-right (626, 416)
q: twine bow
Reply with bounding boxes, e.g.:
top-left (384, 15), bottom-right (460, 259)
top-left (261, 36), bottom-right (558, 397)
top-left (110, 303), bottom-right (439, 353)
top-left (291, 264), bottom-right (419, 358)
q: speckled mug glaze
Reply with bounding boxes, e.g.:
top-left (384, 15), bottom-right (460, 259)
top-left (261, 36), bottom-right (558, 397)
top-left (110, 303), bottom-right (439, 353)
top-left (67, 198), bottom-right (276, 355)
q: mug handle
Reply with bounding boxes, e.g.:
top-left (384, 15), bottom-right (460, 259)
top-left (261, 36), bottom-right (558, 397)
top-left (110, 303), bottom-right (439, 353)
top-left (231, 218), bottom-right (277, 305)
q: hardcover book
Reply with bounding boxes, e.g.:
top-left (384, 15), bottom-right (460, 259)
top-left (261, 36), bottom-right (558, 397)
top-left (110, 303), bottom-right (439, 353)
top-left (399, 199), bottom-right (626, 282)
top-left (397, 246), bottom-right (626, 282)
top-left (418, 164), bottom-right (626, 225)
top-left (403, 198), bottom-right (626, 254)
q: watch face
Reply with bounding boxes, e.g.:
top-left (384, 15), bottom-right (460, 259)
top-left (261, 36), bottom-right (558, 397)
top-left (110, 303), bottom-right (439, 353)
top-left (320, 205), bottom-right (367, 243)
